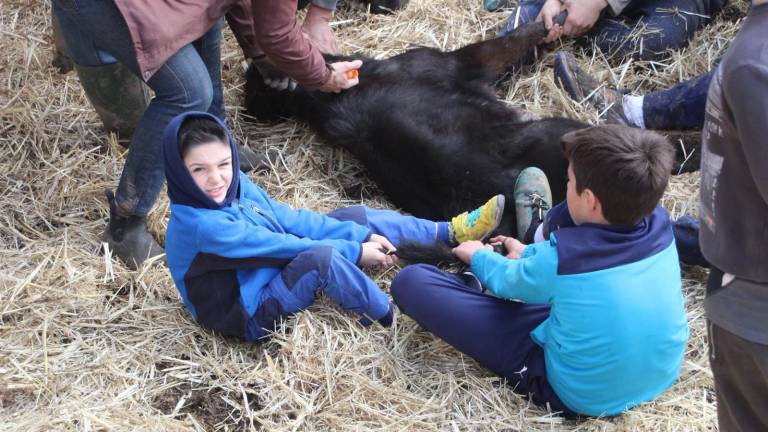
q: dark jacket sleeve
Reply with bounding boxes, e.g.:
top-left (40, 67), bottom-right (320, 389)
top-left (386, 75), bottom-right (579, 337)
top-left (249, 0), bottom-right (332, 90)
top-left (226, 1), bottom-right (263, 59)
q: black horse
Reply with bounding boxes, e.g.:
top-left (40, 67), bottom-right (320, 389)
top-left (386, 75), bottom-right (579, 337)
top-left (244, 16), bottom-right (697, 236)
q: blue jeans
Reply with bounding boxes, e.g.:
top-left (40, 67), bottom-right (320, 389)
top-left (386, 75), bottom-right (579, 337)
top-left (52, 0), bottom-right (224, 217)
top-left (390, 264), bottom-right (577, 417)
top-left (246, 206), bottom-right (451, 340)
top-left (498, 0), bottom-right (719, 61)
top-left (643, 70), bottom-right (713, 130)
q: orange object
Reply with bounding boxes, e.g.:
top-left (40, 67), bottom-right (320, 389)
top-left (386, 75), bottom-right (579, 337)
top-left (345, 70), bottom-right (359, 80)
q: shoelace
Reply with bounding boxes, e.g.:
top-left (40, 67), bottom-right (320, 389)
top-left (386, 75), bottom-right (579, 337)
top-left (527, 193), bottom-right (550, 222)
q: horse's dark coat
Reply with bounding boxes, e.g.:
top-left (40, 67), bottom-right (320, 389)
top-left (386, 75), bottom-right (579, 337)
top-left (244, 19), bottom-right (698, 235)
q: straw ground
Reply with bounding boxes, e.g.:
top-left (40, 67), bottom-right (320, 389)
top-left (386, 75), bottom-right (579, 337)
top-left (1, 0), bottom-right (745, 430)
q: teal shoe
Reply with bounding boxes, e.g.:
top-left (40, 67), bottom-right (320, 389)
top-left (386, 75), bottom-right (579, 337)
top-left (483, 0), bottom-right (515, 11)
top-left (513, 167), bottom-right (552, 242)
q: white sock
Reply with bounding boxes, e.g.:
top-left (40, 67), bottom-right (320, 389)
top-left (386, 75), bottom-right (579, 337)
top-left (622, 95), bottom-right (646, 129)
top-left (533, 223), bottom-right (545, 243)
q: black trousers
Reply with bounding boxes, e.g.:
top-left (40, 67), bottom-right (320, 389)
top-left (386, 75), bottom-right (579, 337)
top-left (707, 271), bottom-right (768, 432)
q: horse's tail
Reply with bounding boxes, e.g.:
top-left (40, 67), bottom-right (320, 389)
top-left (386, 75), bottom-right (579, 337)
top-left (394, 240), bottom-right (460, 266)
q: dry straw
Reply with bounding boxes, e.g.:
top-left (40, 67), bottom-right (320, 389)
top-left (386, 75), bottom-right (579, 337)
top-left (0, 0), bottom-right (747, 430)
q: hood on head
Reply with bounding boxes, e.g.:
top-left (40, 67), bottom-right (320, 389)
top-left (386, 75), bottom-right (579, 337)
top-left (162, 111), bottom-right (240, 209)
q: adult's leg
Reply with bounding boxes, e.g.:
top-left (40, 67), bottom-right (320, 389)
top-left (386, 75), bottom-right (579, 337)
top-left (193, 19), bottom-right (225, 122)
top-left (707, 269), bottom-right (768, 431)
top-left (708, 322), bottom-right (768, 431)
top-left (588, 0), bottom-right (716, 61)
top-left (52, 0), bottom-right (149, 136)
top-left (642, 70), bottom-right (714, 130)
top-left (391, 264), bottom-right (576, 416)
top-left (52, 0), bottom-right (218, 268)
top-left (248, 246), bottom-right (393, 339)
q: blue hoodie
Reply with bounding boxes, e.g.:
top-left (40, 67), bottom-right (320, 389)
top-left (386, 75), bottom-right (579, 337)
top-left (162, 112), bottom-right (372, 340)
top-left (471, 202), bottom-right (688, 416)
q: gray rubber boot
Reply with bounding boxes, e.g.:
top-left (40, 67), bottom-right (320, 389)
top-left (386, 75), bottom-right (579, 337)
top-left (74, 63), bottom-right (151, 139)
top-left (52, 12), bottom-right (74, 74)
top-left (103, 190), bottom-right (164, 270)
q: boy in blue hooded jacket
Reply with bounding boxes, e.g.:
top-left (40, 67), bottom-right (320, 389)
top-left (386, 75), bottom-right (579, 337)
top-left (391, 125), bottom-right (689, 417)
top-left (162, 111), bottom-right (505, 341)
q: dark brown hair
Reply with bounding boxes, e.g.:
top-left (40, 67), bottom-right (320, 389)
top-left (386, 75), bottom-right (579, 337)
top-left (178, 117), bottom-right (228, 158)
top-left (561, 125), bottom-right (673, 225)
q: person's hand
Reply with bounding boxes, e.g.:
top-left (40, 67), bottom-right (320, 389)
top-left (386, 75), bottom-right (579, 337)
top-left (536, 0), bottom-right (565, 43)
top-left (562, 0), bottom-right (608, 37)
top-left (318, 60), bottom-right (363, 93)
top-left (370, 234), bottom-right (396, 256)
top-left (489, 235), bottom-right (527, 259)
top-left (452, 240), bottom-right (493, 265)
top-left (251, 56), bottom-right (297, 91)
top-left (359, 241), bottom-right (396, 267)
top-left (302, 4), bottom-right (340, 55)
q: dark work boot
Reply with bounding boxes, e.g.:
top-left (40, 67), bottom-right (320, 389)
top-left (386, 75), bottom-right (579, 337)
top-left (74, 63), bottom-right (150, 140)
top-left (103, 190), bottom-right (164, 270)
top-left (237, 144), bottom-right (272, 173)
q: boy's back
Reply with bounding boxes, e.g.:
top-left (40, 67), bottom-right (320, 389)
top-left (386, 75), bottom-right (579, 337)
top-left (470, 125), bottom-right (687, 416)
top-left (531, 203), bottom-right (686, 415)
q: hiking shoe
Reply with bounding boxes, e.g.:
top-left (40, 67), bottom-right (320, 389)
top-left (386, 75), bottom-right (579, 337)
top-left (103, 190), bottom-right (164, 270)
top-left (553, 51), bottom-right (629, 126)
top-left (484, 0), bottom-right (515, 11)
top-left (449, 195), bottom-right (505, 244)
top-left (513, 167), bottom-right (552, 242)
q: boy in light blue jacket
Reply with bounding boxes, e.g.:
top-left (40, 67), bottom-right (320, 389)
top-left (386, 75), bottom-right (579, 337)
top-left (162, 111), bottom-right (504, 341)
top-left (391, 125), bottom-right (689, 417)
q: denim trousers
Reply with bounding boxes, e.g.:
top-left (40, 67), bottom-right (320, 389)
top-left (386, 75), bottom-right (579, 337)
top-left (52, 0), bottom-right (225, 216)
top-left (498, 0), bottom-right (717, 61)
top-left (246, 206), bottom-right (451, 340)
top-left (643, 70), bottom-right (714, 130)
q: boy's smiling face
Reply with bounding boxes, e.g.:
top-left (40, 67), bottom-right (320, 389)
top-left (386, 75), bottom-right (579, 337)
top-left (183, 140), bottom-right (233, 204)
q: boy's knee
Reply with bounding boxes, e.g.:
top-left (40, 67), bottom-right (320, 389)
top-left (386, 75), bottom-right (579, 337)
top-left (282, 246), bottom-right (335, 289)
top-left (391, 263), bottom-right (435, 302)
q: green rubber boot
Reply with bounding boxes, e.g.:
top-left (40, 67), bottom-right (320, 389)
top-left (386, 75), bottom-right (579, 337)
top-left (74, 63), bottom-right (150, 139)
